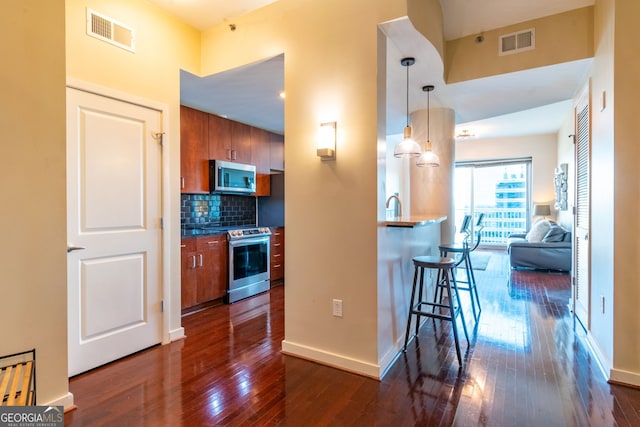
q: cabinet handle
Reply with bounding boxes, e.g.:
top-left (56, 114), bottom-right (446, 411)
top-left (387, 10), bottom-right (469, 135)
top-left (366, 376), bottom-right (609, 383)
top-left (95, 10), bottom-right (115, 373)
top-left (180, 244), bottom-right (186, 248)
top-left (191, 255), bottom-right (196, 269)
top-left (273, 253), bottom-right (281, 258)
top-left (273, 232), bottom-right (281, 236)
top-left (227, 149), bottom-right (232, 160)
top-left (181, 176), bottom-right (185, 189)
top-left (206, 241), bottom-right (218, 245)
top-left (273, 243), bottom-right (281, 247)
top-left (198, 254), bottom-right (203, 267)
top-left (273, 264), bottom-right (281, 268)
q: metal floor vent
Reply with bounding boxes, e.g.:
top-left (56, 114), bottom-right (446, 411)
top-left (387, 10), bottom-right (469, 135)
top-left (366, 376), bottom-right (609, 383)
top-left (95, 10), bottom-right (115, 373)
top-left (87, 9), bottom-right (135, 53)
top-left (499, 28), bottom-right (535, 56)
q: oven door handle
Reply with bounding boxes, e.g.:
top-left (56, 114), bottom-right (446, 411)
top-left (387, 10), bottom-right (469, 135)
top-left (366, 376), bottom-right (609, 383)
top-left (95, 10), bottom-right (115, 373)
top-left (229, 237), bottom-right (270, 247)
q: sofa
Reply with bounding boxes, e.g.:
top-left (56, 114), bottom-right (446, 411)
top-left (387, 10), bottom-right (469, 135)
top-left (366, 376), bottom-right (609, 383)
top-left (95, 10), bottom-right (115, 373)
top-left (507, 220), bottom-right (572, 271)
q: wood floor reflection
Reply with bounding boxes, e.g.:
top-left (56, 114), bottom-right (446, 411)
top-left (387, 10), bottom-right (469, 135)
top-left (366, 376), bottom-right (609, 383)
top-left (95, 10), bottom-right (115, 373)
top-left (65, 250), bottom-right (640, 426)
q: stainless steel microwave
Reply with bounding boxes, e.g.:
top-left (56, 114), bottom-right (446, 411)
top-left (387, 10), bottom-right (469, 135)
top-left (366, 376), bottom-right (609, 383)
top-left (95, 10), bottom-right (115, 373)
top-left (210, 160), bottom-right (256, 194)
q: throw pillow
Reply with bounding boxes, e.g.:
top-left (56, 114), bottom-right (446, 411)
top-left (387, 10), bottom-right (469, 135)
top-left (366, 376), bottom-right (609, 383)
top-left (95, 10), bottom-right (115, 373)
top-left (543, 224), bottom-right (567, 242)
top-left (526, 219), bottom-right (551, 242)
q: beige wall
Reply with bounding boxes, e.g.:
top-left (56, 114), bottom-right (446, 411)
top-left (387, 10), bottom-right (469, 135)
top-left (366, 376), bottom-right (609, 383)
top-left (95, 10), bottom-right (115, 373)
top-left (611, 0), bottom-right (640, 382)
top-left (456, 134), bottom-right (558, 219)
top-left (0, 1), bottom-right (68, 405)
top-left (407, 0), bottom-right (445, 62)
top-left (445, 7), bottom-right (594, 83)
top-left (65, 0), bottom-right (201, 354)
top-left (589, 0), bottom-right (616, 374)
top-left (200, 0), bottom-right (409, 376)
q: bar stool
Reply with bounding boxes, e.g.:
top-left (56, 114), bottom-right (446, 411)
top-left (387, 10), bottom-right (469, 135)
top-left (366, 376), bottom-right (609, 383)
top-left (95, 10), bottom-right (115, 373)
top-left (438, 215), bottom-right (484, 321)
top-left (438, 238), bottom-right (481, 321)
top-left (403, 255), bottom-right (470, 366)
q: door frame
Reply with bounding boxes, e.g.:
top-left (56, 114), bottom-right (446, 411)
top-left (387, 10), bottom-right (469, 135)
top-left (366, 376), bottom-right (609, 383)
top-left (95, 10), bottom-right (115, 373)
top-left (572, 82), bottom-right (591, 330)
top-left (66, 77), bottom-right (182, 346)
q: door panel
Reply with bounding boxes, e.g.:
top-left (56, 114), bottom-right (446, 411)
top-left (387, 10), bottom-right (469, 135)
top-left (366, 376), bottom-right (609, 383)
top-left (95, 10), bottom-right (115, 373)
top-left (67, 87), bottom-right (163, 376)
top-left (82, 111), bottom-right (144, 229)
top-left (81, 254), bottom-right (145, 340)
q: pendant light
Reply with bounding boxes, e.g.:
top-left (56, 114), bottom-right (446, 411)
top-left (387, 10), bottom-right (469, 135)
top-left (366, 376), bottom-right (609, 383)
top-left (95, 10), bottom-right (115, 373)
top-left (416, 84), bottom-right (440, 167)
top-left (394, 57), bottom-right (422, 158)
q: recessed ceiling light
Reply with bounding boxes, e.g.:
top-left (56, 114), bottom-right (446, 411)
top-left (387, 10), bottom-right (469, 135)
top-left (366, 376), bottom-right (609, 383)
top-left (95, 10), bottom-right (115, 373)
top-left (456, 129), bottom-right (475, 139)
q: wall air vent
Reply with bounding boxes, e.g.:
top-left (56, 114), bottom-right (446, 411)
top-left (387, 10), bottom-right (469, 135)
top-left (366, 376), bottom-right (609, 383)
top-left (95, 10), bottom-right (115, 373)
top-left (87, 9), bottom-right (136, 53)
top-left (499, 28), bottom-right (535, 56)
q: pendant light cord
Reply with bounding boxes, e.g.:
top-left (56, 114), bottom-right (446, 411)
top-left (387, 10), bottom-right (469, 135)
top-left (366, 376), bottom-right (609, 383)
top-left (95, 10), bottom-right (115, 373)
top-left (427, 87), bottom-right (430, 143)
top-left (406, 64), bottom-right (409, 127)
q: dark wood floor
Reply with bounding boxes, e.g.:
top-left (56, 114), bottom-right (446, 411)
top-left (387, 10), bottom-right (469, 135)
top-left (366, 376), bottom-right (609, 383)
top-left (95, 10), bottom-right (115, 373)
top-left (65, 250), bottom-right (640, 426)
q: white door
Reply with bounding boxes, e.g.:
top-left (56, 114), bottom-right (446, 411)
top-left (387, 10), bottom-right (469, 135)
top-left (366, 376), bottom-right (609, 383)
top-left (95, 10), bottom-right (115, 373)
top-left (573, 87), bottom-right (591, 329)
top-left (67, 87), bottom-right (163, 376)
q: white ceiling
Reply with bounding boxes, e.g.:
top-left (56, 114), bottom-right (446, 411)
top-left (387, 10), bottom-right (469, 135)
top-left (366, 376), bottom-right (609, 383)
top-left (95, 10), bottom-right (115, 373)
top-left (166, 0), bottom-right (595, 139)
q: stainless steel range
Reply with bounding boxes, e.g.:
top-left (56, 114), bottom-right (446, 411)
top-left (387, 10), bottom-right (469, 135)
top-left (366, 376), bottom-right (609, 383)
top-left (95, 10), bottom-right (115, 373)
top-left (226, 227), bottom-right (271, 303)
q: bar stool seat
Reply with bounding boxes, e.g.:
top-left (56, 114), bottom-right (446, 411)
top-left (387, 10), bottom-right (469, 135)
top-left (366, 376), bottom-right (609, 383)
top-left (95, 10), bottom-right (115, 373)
top-left (403, 255), bottom-right (470, 366)
top-left (438, 240), bottom-right (481, 321)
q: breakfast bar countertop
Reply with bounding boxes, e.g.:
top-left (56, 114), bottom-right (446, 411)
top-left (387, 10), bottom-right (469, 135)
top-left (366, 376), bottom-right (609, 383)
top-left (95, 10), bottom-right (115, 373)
top-left (380, 214), bottom-right (447, 228)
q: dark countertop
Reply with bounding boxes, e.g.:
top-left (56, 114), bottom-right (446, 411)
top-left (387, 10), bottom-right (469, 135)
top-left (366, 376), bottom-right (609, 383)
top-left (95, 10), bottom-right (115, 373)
top-left (181, 227), bottom-right (229, 238)
top-left (181, 225), bottom-right (284, 238)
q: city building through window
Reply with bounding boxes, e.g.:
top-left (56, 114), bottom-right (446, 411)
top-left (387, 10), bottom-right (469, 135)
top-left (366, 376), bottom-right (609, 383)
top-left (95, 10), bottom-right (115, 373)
top-left (455, 158), bottom-right (531, 247)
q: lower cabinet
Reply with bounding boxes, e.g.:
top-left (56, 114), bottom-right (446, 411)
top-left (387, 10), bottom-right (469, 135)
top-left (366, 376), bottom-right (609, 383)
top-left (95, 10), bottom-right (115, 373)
top-left (270, 227), bottom-right (284, 282)
top-left (181, 234), bottom-right (227, 311)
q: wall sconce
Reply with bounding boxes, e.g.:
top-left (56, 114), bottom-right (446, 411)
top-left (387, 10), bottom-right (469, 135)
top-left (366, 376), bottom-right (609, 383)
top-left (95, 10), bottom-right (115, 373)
top-left (317, 121), bottom-right (336, 160)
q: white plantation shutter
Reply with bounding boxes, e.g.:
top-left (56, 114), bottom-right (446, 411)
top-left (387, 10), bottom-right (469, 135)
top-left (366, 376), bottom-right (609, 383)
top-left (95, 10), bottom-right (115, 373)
top-left (574, 88), bottom-right (590, 329)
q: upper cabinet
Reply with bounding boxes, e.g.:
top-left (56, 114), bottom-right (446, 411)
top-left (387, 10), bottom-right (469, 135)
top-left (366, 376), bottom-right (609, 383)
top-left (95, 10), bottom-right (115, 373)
top-left (270, 132), bottom-right (284, 172)
top-left (207, 114), bottom-right (231, 162)
top-left (230, 121), bottom-right (252, 164)
top-left (180, 105), bottom-right (209, 193)
top-left (208, 114), bottom-right (251, 164)
top-left (252, 127), bottom-right (271, 196)
top-left (181, 106), bottom-right (282, 196)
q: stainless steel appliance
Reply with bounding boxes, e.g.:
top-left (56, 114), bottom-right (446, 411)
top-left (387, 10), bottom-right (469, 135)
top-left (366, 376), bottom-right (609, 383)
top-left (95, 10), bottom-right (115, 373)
top-left (226, 227), bottom-right (271, 303)
top-left (210, 160), bottom-right (256, 194)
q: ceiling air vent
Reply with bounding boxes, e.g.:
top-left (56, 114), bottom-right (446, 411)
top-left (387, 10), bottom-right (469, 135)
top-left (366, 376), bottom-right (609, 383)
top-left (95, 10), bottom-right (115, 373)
top-left (87, 9), bottom-right (136, 53)
top-left (499, 28), bottom-right (535, 56)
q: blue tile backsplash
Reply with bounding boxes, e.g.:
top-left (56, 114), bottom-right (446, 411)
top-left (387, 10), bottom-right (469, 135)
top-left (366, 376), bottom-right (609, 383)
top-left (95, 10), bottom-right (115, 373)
top-left (181, 194), bottom-right (256, 228)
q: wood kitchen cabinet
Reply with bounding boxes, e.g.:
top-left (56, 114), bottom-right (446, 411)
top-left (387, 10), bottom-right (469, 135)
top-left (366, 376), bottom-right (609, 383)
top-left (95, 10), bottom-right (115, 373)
top-left (207, 113), bottom-right (231, 161)
top-left (208, 114), bottom-right (252, 164)
top-left (251, 127), bottom-right (271, 196)
top-left (181, 238), bottom-right (198, 309)
top-left (270, 227), bottom-right (284, 283)
top-left (181, 234), bottom-right (228, 312)
top-left (180, 105), bottom-right (209, 193)
top-left (230, 121), bottom-right (253, 164)
top-left (183, 106), bottom-right (282, 196)
top-left (270, 132), bottom-right (284, 172)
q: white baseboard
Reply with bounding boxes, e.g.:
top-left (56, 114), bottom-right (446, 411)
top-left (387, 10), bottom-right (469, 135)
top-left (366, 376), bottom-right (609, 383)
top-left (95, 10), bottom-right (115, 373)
top-left (168, 327), bottom-right (185, 342)
top-left (610, 368), bottom-right (640, 387)
top-left (43, 392), bottom-right (74, 411)
top-left (281, 340), bottom-right (381, 380)
top-left (584, 330), bottom-right (611, 381)
top-left (378, 337), bottom-right (406, 379)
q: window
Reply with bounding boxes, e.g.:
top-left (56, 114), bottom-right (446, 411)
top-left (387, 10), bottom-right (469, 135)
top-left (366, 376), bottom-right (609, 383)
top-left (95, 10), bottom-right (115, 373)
top-left (455, 158), bottom-right (532, 246)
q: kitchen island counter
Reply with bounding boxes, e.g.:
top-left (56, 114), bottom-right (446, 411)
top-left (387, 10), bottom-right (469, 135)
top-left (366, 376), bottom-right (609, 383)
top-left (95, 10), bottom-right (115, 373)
top-left (380, 214), bottom-right (446, 228)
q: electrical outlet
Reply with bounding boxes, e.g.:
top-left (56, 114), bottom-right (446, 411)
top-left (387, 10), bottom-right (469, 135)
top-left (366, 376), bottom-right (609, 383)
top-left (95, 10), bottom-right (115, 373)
top-left (332, 299), bottom-right (343, 317)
